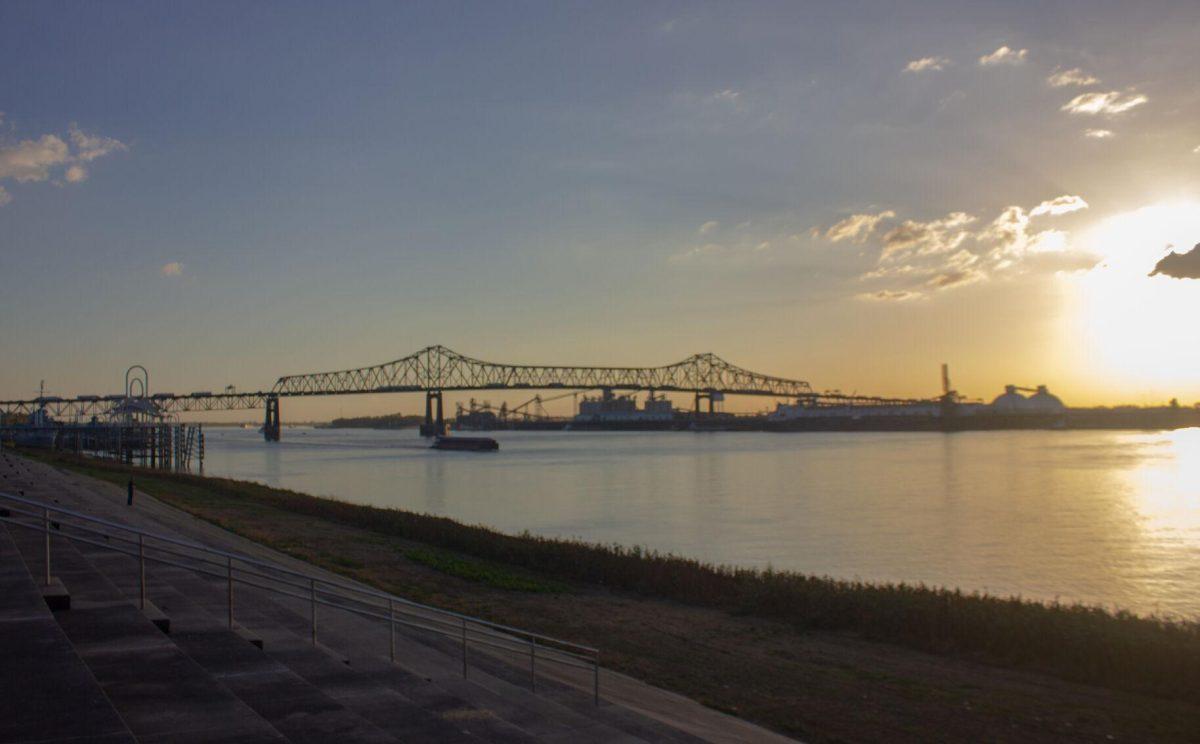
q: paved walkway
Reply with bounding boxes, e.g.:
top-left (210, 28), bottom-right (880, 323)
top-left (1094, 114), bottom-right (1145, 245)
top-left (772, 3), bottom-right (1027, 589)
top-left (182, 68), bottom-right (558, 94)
top-left (0, 452), bottom-right (796, 744)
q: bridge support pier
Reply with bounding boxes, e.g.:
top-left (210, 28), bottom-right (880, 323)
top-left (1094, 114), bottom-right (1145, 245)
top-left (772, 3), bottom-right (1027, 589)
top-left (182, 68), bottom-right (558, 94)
top-left (263, 396), bottom-right (281, 442)
top-left (420, 391), bottom-right (445, 437)
top-left (694, 391), bottom-right (715, 416)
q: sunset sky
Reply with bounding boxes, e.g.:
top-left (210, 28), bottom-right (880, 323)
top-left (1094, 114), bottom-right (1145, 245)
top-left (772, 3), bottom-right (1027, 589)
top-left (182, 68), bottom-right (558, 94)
top-left (2, 1), bottom-right (1199, 418)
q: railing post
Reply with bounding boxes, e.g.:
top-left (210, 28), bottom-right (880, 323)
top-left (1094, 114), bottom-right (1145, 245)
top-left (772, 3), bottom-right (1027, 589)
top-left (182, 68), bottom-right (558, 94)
top-left (529, 639), bottom-right (536, 692)
top-left (388, 599), bottom-right (395, 662)
top-left (310, 579), bottom-right (317, 646)
top-left (226, 556), bottom-right (233, 629)
top-left (138, 534), bottom-right (146, 610)
top-left (461, 618), bottom-right (468, 678)
top-left (43, 507), bottom-right (51, 586)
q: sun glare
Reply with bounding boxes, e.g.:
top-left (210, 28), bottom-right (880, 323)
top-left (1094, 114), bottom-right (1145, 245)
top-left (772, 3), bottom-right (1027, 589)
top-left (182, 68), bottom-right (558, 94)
top-left (1070, 202), bottom-right (1200, 399)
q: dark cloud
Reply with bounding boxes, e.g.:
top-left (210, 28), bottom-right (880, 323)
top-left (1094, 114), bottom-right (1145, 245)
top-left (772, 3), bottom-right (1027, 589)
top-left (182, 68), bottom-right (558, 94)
top-left (1149, 243), bottom-right (1200, 279)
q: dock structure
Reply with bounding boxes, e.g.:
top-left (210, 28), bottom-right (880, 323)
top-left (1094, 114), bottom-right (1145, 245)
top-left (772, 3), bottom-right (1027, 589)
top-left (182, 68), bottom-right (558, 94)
top-left (46, 422), bottom-right (204, 470)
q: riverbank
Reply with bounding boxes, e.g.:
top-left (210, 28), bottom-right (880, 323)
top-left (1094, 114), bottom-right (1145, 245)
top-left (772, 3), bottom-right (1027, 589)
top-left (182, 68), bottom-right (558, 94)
top-left (17, 450), bottom-right (1200, 742)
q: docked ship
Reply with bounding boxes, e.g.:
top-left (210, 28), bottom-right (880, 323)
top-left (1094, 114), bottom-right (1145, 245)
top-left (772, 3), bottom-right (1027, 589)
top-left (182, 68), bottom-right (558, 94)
top-left (766, 368), bottom-right (1070, 432)
top-left (3, 406), bottom-right (61, 448)
top-left (570, 390), bottom-right (680, 430)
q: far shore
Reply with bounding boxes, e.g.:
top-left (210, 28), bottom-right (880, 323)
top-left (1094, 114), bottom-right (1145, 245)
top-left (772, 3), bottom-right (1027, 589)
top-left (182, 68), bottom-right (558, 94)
top-left (15, 449), bottom-right (1200, 742)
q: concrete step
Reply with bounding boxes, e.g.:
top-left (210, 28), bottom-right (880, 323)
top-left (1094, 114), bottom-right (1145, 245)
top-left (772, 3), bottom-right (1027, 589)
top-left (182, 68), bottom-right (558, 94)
top-left (7, 525), bottom-right (289, 743)
top-left (2, 477), bottom-right (717, 743)
top-left (69, 541), bottom-right (516, 742)
top-left (148, 565), bottom-right (538, 742)
top-left (73, 547), bottom-right (403, 744)
top-left (0, 523), bottom-right (135, 744)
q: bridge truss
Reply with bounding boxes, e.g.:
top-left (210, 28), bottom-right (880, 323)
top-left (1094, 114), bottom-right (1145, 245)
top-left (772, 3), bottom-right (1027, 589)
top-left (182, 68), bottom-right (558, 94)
top-left (0, 345), bottom-right (924, 422)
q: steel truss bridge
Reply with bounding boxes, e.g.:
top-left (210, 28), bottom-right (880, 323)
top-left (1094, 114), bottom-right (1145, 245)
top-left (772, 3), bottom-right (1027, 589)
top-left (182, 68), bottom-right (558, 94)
top-left (1, 345), bottom-right (926, 439)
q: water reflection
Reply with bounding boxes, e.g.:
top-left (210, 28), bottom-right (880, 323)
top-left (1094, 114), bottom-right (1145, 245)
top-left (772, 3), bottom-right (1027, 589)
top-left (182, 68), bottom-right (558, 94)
top-left (198, 427), bottom-right (1200, 619)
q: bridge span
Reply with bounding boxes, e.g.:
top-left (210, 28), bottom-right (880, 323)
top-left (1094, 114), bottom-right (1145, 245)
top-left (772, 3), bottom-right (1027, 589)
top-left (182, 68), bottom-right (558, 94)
top-left (1, 345), bottom-right (926, 440)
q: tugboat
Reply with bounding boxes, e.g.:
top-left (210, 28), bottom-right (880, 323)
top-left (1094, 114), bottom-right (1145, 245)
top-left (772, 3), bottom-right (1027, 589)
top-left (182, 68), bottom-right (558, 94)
top-left (431, 435), bottom-right (499, 451)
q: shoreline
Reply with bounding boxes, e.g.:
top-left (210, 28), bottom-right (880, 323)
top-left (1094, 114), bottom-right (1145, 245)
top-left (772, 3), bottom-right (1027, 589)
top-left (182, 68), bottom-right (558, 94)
top-left (16, 449), bottom-right (1200, 741)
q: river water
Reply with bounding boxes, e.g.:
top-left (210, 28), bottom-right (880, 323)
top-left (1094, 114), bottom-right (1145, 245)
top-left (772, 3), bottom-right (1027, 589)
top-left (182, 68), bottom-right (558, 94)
top-left (197, 427), bottom-right (1200, 618)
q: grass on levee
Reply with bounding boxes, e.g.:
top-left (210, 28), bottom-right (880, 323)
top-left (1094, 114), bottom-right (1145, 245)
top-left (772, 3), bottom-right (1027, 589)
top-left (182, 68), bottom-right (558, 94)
top-left (23, 449), bottom-right (1200, 708)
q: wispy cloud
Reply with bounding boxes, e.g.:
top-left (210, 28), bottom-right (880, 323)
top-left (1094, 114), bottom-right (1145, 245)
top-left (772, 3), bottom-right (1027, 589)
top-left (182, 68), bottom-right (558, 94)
top-left (1061, 90), bottom-right (1147, 115)
top-left (697, 220), bottom-right (720, 235)
top-left (823, 210), bottom-right (895, 243)
top-left (979, 46), bottom-right (1027, 66)
top-left (853, 195), bottom-right (1096, 300)
top-left (1030, 194), bottom-right (1088, 217)
top-left (69, 124), bottom-right (126, 162)
top-left (160, 262), bottom-right (184, 277)
top-left (858, 289), bottom-right (920, 302)
top-left (926, 268), bottom-right (985, 289)
top-left (1046, 68), bottom-right (1098, 87)
top-left (0, 186), bottom-right (10, 207)
top-left (704, 89), bottom-right (741, 105)
top-left (1084, 128), bottom-right (1114, 139)
top-left (904, 56), bottom-right (949, 73)
top-left (879, 212), bottom-right (976, 260)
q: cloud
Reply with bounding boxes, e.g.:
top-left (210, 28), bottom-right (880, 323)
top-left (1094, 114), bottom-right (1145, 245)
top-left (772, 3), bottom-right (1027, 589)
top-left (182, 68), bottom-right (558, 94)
top-left (1193, 145), bottom-right (1200, 154)
top-left (823, 210), bottom-right (895, 243)
top-left (1047, 68), bottom-right (1099, 87)
top-left (0, 186), bottom-right (10, 207)
top-left (905, 56), bottom-right (949, 73)
top-left (0, 122), bottom-right (127, 205)
top-left (1061, 90), bottom-right (1147, 115)
top-left (705, 89), bottom-right (741, 105)
top-left (68, 124), bottom-right (127, 162)
top-left (979, 46), bottom-right (1027, 66)
top-left (857, 196), bottom-right (1099, 299)
top-left (0, 134), bottom-right (70, 182)
top-left (926, 268), bottom-right (985, 289)
top-left (1030, 194), bottom-right (1088, 217)
top-left (697, 220), bottom-right (719, 235)
top-left (1149, 244), bottom-right (1200, 279)
top-left (160, 262), bottom-right (184, 277)
top-left (1085, 128), bottom-right (1114, 139)
top-left (880, 212), bottom-right (975, 260)
top-left (977, 206), bottom-right (1029, 255)
top-left (859, 289), bottom-right (921, 302)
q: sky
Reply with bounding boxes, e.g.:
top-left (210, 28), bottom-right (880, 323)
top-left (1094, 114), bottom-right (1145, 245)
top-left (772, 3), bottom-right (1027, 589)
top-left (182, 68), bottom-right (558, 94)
top-left (2, 0), bottom-right (1199, 419)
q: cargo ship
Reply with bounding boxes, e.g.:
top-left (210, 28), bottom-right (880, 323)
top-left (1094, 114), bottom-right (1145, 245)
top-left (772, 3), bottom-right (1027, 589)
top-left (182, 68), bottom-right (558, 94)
top-left (568, 390), bottom-right (682, 430)
top-left (765, 382), bottom-right (1070, 432)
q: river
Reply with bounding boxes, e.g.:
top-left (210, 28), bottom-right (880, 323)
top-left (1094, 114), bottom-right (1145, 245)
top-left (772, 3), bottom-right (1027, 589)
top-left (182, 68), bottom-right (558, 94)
top-left (197, 427), bottom-right (1200, 618)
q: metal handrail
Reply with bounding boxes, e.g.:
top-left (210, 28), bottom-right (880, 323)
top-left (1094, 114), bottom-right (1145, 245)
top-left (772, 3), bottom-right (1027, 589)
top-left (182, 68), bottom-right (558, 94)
top-left (0, 489), bottom-right (600, 703)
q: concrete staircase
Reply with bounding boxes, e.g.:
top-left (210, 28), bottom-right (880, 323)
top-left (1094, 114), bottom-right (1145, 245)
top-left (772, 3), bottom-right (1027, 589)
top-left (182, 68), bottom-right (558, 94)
top-left (0, 494), bottom-right (709, 742)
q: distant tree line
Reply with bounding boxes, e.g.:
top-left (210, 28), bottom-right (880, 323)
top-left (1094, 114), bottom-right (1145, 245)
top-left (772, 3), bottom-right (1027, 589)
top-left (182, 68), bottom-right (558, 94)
top-left (325, 412), bottom-right (424, 429)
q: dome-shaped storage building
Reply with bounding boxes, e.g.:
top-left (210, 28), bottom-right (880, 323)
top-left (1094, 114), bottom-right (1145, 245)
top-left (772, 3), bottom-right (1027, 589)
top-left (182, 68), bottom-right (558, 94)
top-left (1027, 385), bottom-right (1066, 413)
top-left (991, 385), bottom-right (1030, 413)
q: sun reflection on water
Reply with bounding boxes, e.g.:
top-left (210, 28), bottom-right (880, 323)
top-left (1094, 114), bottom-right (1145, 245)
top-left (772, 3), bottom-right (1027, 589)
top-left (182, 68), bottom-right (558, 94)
top-left (1125, 428), bottom-right (1200, 546)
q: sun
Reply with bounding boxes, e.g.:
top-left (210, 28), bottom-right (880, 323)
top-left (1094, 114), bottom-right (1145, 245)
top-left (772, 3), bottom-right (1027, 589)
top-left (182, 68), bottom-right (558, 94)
top-left (1068, 201), bottom-right (1200, 400)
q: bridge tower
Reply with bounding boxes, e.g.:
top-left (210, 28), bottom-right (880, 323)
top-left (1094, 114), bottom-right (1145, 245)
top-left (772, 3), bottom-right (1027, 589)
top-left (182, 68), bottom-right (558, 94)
top-left (263, 395), bottom-right (281, 442)
top-left (420, 390), bottom-right (445, 437)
